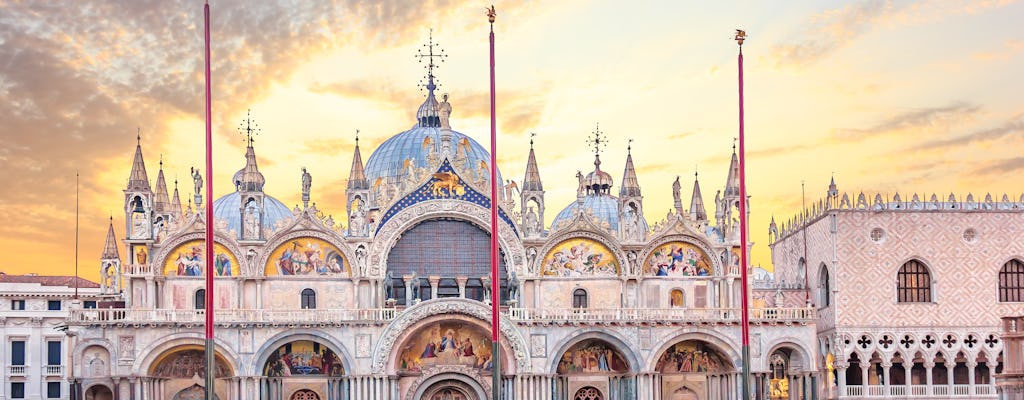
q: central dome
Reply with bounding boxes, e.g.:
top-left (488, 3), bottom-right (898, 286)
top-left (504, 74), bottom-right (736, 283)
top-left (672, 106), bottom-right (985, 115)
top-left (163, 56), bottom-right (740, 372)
top-left (363, 125), bottom-right (501, 189)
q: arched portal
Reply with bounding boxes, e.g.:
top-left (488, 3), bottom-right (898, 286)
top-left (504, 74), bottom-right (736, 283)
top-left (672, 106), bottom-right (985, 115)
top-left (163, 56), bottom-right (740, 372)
top-left (424, 381), bottom-right (474, 400)
top-left (554, 338), bottom-right (633, 400)
top-left (654, 340), bottom-right (736, 400)
top-left (84, 385), bottom-right (113, 400)
top-left (386, 219), bottom-right (507, 305)
top-left (148, 345), bottom-right (233, 399)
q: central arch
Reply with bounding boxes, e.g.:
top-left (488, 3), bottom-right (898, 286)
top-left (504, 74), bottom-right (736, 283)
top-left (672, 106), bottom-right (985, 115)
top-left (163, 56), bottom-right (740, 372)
top-left (409, 372), bottom-right (487, 400)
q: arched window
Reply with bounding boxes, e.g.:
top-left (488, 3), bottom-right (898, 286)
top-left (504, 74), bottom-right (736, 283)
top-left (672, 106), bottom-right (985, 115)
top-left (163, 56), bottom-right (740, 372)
top-left (999, 259), bottom-right (1024, 302)
top-left (301, 288), bottom-right (317, 309)
top-left (194, 289), bottom-right (205, 310)
top-left (897, 260), bottom-right (932, 303)
top-left (670, 289), bottom-right (685, 308)
top-left (572, 288), bottom-right (588, 309)
top-left (819, 264), bottom-right (831, 307)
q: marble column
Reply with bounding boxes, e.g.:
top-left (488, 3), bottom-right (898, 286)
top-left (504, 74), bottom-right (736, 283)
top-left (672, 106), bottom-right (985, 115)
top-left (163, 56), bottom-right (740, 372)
top-left (968, 360), bottom-right (977, 395)
top-left (924, 361), bottom-right (935, 395)
top-left (945, 360), bottom-right (955, 393)
top-left (456, 276), bottom-right (468, 298)
top-left (255, 278), bottom-right (264, 309)
top-left (428, 276), bottom-right (440, 300)
top-left (882, 362), bottom-right (891, 396)
top-left (145, 277), bottom-right (155, 308)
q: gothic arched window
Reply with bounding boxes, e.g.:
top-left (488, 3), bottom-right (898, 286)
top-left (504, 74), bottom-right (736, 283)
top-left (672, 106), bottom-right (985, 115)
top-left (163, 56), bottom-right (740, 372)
top-left (194, 289), bottom-right (206, 310)
top-left (301, 288), bottom-right (317, 309)
top-left (999, 259), bottom-right (1024, 302)
top-left (572, 288), bottom-right (588, 309)
top-left (819, 264), bottom-right (830, 307)
top-left (897, 260), bottom-right (932, 303)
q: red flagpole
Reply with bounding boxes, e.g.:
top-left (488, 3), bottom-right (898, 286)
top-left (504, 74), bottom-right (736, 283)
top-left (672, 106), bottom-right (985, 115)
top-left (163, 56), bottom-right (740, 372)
top-left (203, 1), bottom-right (215, 399)
top-left (486, 5), bottom-right (502, 400)
top-left (736, 29), bottom-right (752, 400)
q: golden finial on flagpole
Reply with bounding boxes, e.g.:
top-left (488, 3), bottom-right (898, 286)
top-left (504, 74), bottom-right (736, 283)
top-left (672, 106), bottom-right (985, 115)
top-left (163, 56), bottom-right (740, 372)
top-left (487, 5), bottom-right (496, 24)
top-left (734, 29), bottom-right (747, 46)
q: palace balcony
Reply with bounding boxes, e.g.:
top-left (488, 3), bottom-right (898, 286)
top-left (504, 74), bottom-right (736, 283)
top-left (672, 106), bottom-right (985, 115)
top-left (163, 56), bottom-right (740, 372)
top-left (67, 306), bottom-right (814, 327)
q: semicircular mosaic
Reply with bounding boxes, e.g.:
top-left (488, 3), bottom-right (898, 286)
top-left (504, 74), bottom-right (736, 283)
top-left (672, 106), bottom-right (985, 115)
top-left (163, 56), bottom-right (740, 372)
top-left (265, 237), bottom-right (349, 276)
top-left (263, 340), bottom-right (345, 377)
top-left (161, 240), bottom-right (239, 276)
top-left (397, 321), bottom-right (495, 374)
top-left (644, 241), bottom-right (714, 276)
top-left (541, 238), bottom-right (619, 277)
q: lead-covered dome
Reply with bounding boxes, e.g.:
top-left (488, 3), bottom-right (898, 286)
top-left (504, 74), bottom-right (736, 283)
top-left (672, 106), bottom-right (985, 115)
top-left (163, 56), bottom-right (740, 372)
top-left (212, 192), bottom-right (293, 234)
top-left (363, 87), bottom-right (502, 203)
top-left (552, 195), bottom-right (621, 231)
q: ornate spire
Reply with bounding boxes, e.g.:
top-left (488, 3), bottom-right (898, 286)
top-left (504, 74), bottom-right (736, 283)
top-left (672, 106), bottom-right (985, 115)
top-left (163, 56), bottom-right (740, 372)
top-left (348, 130), bottom-right (369, 190)
top-left (234, 111), bottom-right (265, 192)
top-left (724, 141), bottom-right (740, 198)
top-left (101, 217), bottom-right (120, 260)
top-left (415, 30), bottom-right (447, 128)
top-left (619, 138), bottom-right (640, 198)
top-left (153, 157), bottom-right (170, 212)
top-left (690, 171), bottom-right (707, 222)
top-left (581, 124), bottom-right (613, 196)
top-left (828, 174), bottom-right (838, 198)
top-left (522, 133), bottom-right (543, 192)
top-left (126, 132), bottom-right (151, 192)
top-left (170, 179), bottom-right (183, 220)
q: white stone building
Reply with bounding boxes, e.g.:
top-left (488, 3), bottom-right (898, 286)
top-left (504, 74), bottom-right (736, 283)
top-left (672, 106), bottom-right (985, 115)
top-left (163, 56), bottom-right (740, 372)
top-left (768, 180), bottom-right (1024, 399)
top-left (59, 52), bottom-right (817, 400)
top-left (0, 273), bottom-right (102, 400)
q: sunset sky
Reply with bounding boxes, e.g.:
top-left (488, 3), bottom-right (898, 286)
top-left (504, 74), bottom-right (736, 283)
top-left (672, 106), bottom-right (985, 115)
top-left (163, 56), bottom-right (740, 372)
top-left (1, 1), bottom-right (1022, 283)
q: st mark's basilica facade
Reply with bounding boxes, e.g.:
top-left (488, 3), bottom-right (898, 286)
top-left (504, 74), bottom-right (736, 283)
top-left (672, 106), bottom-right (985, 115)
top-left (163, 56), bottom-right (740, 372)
top-left (65, 50), bottom-right (818, 400)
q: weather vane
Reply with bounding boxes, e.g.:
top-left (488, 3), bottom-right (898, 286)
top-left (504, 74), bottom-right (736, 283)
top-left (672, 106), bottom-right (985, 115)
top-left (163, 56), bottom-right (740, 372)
top-left (416, 29), bottom-right (447, 93)
top-left (587, 123), bottom-right (607, 157)
top-left (529, 132), bottom-right (536, 149)
top-left (627, 138), bottom-right (633, 154)
top-left (355, 129), bottom-right (360, 146)
top-left (238, 109), bottom-right (261, 146)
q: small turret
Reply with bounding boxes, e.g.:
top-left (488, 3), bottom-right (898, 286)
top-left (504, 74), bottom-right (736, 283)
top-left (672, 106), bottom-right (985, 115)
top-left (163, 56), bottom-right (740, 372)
top-left (690, 171), bottom-right (707, 223)
top-left (520, 133), bottom-right (545, 238)
top-left (100, 217), bottom-right (122, 295)
top-left (618, 140), bottom-right (645, 241)
top-left (235, 110), bottom-right (267, 241)
top-left (347, 131), bottom-right (370, 237)
top-left (124, 134), bottom-right (154, 241)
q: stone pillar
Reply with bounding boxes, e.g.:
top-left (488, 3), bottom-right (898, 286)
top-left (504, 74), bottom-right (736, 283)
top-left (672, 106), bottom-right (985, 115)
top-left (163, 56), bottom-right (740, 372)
top-left (726, 278), bottom-right (734, 308)
top-left (481, 276), bottom-right (492, 305)
top-left (428, 276), bottom-right (440, 300)
top-left (882, 362), bottom-right (892, 396)
top-left (403, 275), bottom-right (415, 305)
top-left (456, 276), bottom-right (468, 298)
top-left (905, 363), bottom-right (913, 388)
top-left (255, 278), bottom-right (264, 309)
top-left (946, 360), bottom-right (955, 393)
top-left (861, 365), bottom-right (870, 390)
top-left (924, 361), bottom-right (935, 395)
top-left (145, 277), bottom-right (155, 308)
top-left (968, 360), bottom-right (977, 395)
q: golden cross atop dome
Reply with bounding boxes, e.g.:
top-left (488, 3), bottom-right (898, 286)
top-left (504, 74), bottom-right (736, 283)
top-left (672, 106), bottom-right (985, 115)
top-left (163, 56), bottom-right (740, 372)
top-left (587, 123), bottom-right (607, 157)
top-left (238, 109), bottom-right (260, 146)
top-left (416, 29), bottom-right (446, 91)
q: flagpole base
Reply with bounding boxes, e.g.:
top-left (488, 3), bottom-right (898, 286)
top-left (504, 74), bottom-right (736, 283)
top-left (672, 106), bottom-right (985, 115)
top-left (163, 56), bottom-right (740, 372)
top-left (205, 339), bottom-right (215, 400)
top-left (492, 340), bottom-right (501, 400)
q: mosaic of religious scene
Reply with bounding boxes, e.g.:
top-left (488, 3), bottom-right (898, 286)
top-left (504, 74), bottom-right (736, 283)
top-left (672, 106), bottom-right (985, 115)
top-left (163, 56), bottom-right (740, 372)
top-left (541, 238), bottom-right (619, 276)
top-left (263, 340), bottom-right (344, 376)
top-left (266, 237), bottom-right (349, 276)
top-left (556, 339), bottom-right (629, 374)
top-left (655, 341), bottom-right (728, 374)
top-left (150, 349), bottom-right (231, 378)
top-left (172, 385), bottom-right (219, 400)
top-left (398, 322), bottom-right (493, 374)
top-left (644, 242), bottom-right (713, 276)
top-left (161, 241), bottom-right (239, 276)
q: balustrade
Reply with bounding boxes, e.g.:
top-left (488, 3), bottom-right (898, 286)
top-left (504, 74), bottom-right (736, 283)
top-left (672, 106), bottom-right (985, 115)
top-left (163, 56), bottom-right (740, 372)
top-left (44, 365), bottom-right (63, 376)
top-left (7, 365), bottom-right (26, 376)
top-left (844, 384), bottom-right (997, 398)
top-left (509, 307), bottom-right (815, 323)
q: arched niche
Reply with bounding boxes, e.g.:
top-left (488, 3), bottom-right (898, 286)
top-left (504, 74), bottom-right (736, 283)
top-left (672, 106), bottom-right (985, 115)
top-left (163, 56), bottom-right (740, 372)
top-left (396, 318), bottom-right (500, 375)
top-left (264, 237), bottom-right (350, 277)
top-left (161, 240), bottom-right (240, 277)
top-left (262, 340), bottom-right (345, 377)
top-left (541, 238), bottom-right (620, 277)
top-left (555, 338), bottom-right (631, 374)
top-left (149, 345), bottom-right (233, 379)
top-left (81, 345), bottom-right (111, 378)
top-left (654, 339), bottom-right (736, 399)
top-left (643, 241), bottom-right (715, 276)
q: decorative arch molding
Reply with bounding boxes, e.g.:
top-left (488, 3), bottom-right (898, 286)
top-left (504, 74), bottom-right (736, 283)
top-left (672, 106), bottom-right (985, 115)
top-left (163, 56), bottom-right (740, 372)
top-left (535, 230), bottom-right (627, 278)
top-left (371, 298), bottom-right (529, 373)
top-left (151, 231), bottom-right (245, 276)
top-left (257, 229), bottom-right (355, 277)
top-left (82, 383), bottom-right (115, 396)
top-left (406, 369), bottom-right (489, 400)
top-left (645, 329), bottom-right (742, 372)
top-left (368, 199), bottom-right (526, 278)
top-left (637, 233), bottom-right (724, 276)
top-left (547, 329), bottom-right (642, 374)
top-left (132, 332), bottom-right (241, 376)
top-left (764, 338), bottom-right (815, 372)
top-left (251, 329), bottom-right (354, 377)
top-left (74, 339), bottom-right (116, 378)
